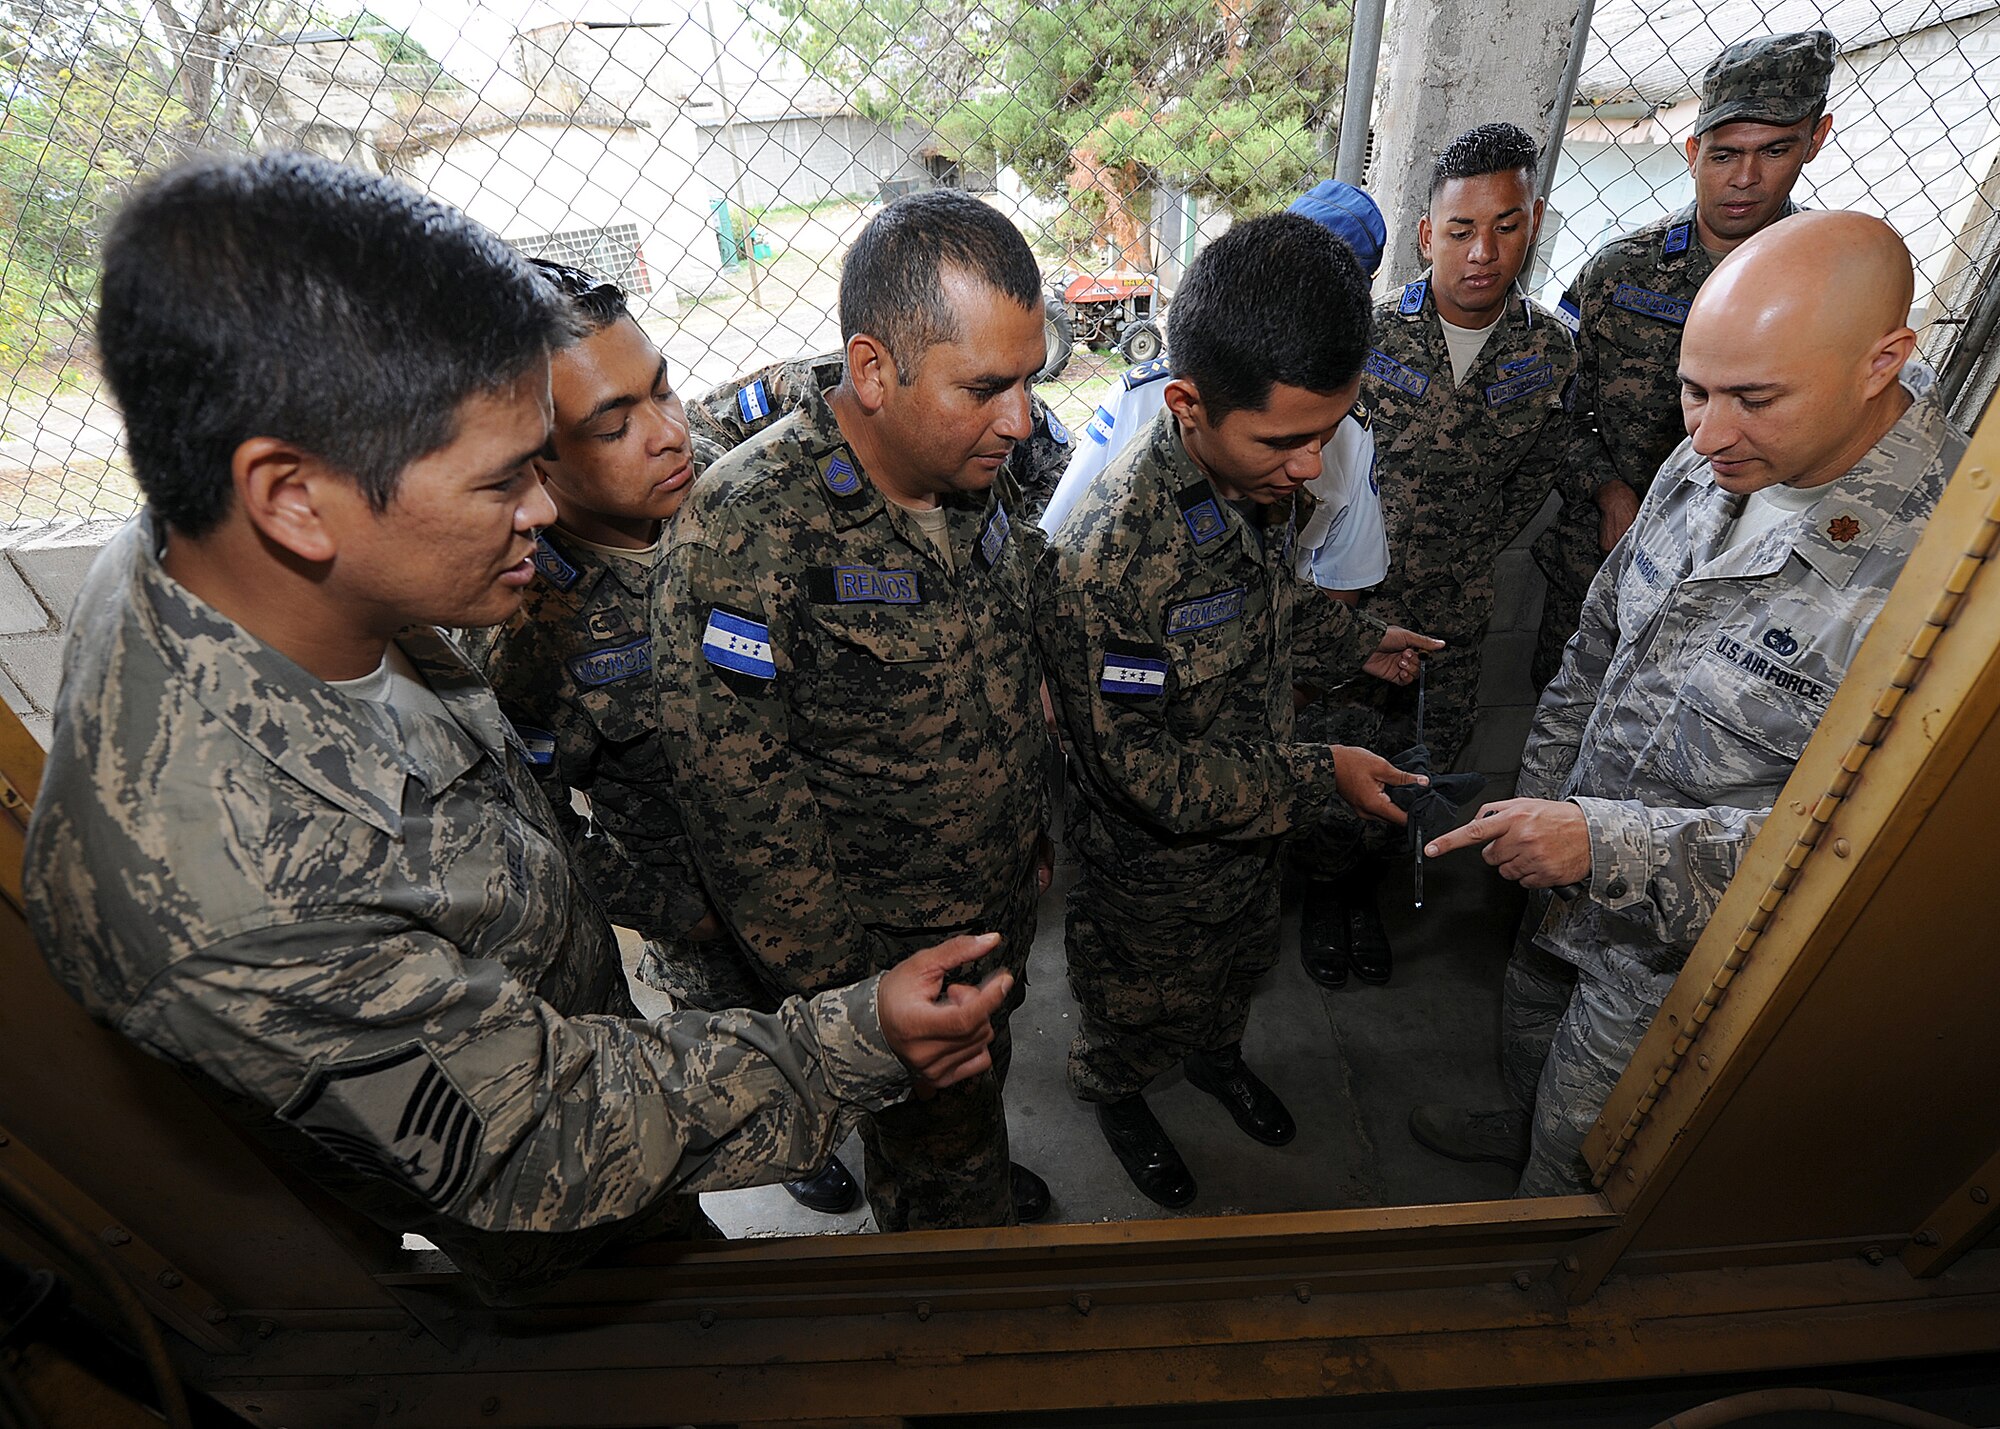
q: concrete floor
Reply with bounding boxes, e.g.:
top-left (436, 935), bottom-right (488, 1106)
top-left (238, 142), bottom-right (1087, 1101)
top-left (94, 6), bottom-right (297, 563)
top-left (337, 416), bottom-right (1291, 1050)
top-left (629, 524), bottom-right (1559, 1235)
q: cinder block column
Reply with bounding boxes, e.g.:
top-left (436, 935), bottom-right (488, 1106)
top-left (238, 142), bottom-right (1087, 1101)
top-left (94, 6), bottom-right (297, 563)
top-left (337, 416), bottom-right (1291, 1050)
top-left (1371, 0), bottom-right (1583, 287)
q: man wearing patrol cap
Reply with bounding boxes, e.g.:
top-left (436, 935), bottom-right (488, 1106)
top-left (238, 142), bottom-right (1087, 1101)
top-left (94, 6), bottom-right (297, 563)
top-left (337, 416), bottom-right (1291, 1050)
top-left (1533, 30), bottom-right (1837, 690)
top-left (688, 349), bottom-right (1076, 520)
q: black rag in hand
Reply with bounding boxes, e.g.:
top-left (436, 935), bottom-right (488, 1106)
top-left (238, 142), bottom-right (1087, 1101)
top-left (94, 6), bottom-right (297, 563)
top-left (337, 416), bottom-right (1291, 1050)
top-left (1386, 744), bottom-right (1486, 849)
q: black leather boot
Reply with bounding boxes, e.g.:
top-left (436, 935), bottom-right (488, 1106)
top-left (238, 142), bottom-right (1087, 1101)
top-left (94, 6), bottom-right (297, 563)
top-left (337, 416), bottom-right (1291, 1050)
top-left (1302, 869), bottom-right (1392, 986)
top-left (1183, 1044), bottom-right (1296, 1146)
top-left (1010, 1162), bottom-right (1052, 1222)
top-left (1094, 1096), bottom-right (1196, 1208)
top-left (781, 1155), bottom-right (859, 1214)
top-left (1299, 891), bottom-right (1348, 987)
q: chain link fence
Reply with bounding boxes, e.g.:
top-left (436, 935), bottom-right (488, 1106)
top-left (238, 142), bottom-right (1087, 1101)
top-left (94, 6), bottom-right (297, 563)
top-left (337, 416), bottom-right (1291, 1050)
top-left (1, 0), bottom-right (1996, 530)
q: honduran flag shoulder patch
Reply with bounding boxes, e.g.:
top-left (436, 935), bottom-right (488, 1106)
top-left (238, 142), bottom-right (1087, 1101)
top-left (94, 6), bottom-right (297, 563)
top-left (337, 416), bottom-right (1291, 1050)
top-left (1100, 638), bottom-right (1168, 700)
top-left (701, 606), bottom-right (776, 680)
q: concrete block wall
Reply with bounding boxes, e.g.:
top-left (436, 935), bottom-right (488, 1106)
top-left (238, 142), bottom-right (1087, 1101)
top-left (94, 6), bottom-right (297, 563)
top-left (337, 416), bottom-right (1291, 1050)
top-left (0, 519), bottom-right (128, 747)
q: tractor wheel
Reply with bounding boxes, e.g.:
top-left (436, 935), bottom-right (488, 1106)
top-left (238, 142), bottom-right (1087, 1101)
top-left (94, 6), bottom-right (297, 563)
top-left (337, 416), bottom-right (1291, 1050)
top-left (1119, 320), bottom-right (1162, 364)
top-left (1038, 302), bottom-right (1074, 382)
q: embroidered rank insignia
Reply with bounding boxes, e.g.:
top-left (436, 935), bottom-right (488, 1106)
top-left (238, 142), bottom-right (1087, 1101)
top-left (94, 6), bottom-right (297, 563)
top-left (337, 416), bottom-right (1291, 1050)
top-left (1122, 358), bottom-right (1171, 390)
top-left (701, 606), bottom-right (777, 680)
top-left (1827, 514), bottom-right (1863, 543)
top-left (585, 608), bottom-right (632, 642)
top-left (567, 637), bottom-right (651, 687)
top-left (1042, 407), bottom-right (1070, 444)
top-left (1398, 279), bottom-right (1427, 316)
top-left (738, 378), bottom-right (771, 425)
top-left (1100, 639), bottom-right (1168, 699)
top-left (978, 506), bottom-right (1011, 568)
top-left (1485, 361), bottom-right (1556, 407)
top-left (1350, 399), bottom-right (1371, 432)
top-left (1761, 627), bottom-right (1800, 658)
top-left (1166, 586), bottom-right (1245, 635)
top-left (821, 449), bottom-right (863, 497)
top-left (279, 1044), bottom-right (483, 1209)
top-left (1664, 221), bottom-right (1692, 256)
top-left (512, 724), bottom-right (556, 766)
top-left (1366, 348), bottom-right (1430, 399)
top-left (1180, 496), bottom-right (1228, 546)
top-left (529, 535), bottom-right (580, 590)
top-left (806, 566), bottom-right (923, 605)
top-left (1611, 283), bottom-right (1690, 325)
top-left (1556, 296), bottom-right (1581, 334)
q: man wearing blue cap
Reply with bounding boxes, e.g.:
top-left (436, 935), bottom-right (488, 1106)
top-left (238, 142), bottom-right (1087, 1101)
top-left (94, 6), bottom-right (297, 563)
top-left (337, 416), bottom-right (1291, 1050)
top-left (1040, 181), bottom-right (1391, 600)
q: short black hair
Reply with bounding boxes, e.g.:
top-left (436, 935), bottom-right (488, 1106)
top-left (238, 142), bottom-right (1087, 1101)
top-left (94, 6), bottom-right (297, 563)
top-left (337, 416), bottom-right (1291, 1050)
top-left (98, 151), bottom-right (575, 537)
top-left (528, 258), bottom-right (630, 336)
top-left (1166, 212), bottom-right (1371, 423)
top-left (838, 189), bottom-right (1041, 382)
top-left (1429, 122), bottom-right (1541, 202)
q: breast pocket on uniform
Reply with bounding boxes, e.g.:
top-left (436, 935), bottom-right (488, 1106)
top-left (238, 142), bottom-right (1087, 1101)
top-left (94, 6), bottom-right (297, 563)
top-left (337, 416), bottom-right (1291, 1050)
top-left (797, 598), bottom-right (953, 778)
top-left (1163, 586), bottom-right (1261, 740)
top-left (1644, 646), bottom-right (1828, 806)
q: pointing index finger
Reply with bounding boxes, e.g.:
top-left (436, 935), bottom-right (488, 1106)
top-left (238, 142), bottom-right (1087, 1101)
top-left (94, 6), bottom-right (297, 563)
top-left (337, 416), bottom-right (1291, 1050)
top-left (1424, 813), bottom-right (1504, 859)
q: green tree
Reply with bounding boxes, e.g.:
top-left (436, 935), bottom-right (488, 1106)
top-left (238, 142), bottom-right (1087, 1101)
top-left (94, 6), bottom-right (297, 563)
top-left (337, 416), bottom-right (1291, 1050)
top-left (771, 0), bottom-right (1350, 227)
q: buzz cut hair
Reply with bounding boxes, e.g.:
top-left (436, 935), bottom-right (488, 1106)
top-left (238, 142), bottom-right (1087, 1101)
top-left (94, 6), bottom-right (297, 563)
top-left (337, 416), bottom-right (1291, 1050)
top-left (838, 188), bottom-right (1042, 382)
top-left (1429, 122), bottom-right (1541, 203)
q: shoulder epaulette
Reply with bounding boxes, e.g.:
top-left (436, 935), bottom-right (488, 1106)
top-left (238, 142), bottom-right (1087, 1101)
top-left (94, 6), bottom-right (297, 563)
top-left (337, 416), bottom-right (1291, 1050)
top-left (1122, 357), bottom-right (1171, 390)
top-left (1397, 279), bottom-right (1427, 317)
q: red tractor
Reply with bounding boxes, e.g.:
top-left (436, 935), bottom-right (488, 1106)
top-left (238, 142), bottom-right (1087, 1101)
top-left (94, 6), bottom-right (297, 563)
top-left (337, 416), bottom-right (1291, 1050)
top-left (1038, 270), bottom-right (1163, 380)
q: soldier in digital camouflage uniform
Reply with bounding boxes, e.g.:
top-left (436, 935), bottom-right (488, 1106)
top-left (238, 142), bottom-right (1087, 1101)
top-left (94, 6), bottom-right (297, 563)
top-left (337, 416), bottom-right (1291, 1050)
top-left (23, 152), bottom-right (1012, 1301)
top-left (1532, 31), bottom-right (1837, 690)
top-left (1296, 124), bottom-right (1577, 991)
top-left (457, 267), bottom-right (867, 1218)
top-left (658, 190), bottom-right (1055, 1231)
top-left (1039, 213), bottom-right (1429, 1209)
top-left (688, 348), bottom-right (1075, 520)
top-left (1420, 213), bottom-right (1960, 1194)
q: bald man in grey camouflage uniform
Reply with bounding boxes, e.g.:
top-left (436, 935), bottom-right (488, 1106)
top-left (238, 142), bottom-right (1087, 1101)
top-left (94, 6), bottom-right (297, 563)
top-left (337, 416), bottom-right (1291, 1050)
top-left (1423, 212), bottom-right (1961, 1194)
top-left (1533, 31), bottom-right (1836, 689)
top-left (24, 153), bottom-right (1011, 1300)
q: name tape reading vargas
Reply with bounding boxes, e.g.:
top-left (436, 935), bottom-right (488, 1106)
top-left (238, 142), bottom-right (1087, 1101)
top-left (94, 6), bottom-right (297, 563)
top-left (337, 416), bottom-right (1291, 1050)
top-left (703, 608), bottom-right (777, 679)
top-left (738, 378), bottom-right (771, 425)
top-left (1611, 283), bottom-right (1690, 326)
top-left (567, 637), bottom-right (651, 687)
top-left (1365, 349), bottom-right (1430, 399)
top-left (1485, 362), bottom-right (1556, 408)
top-left (1166, 586), bottom-right (1246, 635)
top-left (1713, 634), bottom-right (1831, 703)
top-left (1101, 652), bottom-right (1168, 696)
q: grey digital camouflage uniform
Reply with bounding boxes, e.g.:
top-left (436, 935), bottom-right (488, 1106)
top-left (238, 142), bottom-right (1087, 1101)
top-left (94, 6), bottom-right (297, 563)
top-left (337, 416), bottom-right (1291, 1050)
top-left (457, 438), bottom-right (769, 1013)
top-left (23, 513), bottom-right (911, 1297)
top-left (657, 380), bottom-right (1049, 1230)
top-left (1299, 274), bottom-right (1575, 871)
top-left (1038, 408), bottom-right (1382, 1101)
top-left (1531, 200), bottom-right (1800, 687)
top-left (688, 350), bottom-right (1074, 519)
top-left (1509, 362), bottom-right (1963, 1195)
